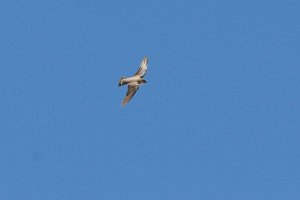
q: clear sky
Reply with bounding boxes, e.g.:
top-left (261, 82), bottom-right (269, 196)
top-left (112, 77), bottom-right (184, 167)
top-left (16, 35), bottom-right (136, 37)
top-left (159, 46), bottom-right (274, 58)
top-left (1, 0), bottom-right (299, 199)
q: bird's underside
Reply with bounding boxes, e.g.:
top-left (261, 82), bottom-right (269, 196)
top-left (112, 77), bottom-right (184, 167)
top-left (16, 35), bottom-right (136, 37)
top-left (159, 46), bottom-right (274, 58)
top-left (119, 56), bottom-right (148, 107)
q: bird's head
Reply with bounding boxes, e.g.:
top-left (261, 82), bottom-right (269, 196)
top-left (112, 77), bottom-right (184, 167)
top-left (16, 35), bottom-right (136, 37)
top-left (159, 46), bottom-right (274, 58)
top-left (118, 77), bottom-right (126, 86)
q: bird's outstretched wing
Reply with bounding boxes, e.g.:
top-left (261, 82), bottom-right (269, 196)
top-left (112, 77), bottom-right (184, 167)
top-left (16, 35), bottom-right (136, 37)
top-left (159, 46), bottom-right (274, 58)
top-left (122, 84), bottom-right (139, 107)
top-left (134, 56), bottom-right (148, 78)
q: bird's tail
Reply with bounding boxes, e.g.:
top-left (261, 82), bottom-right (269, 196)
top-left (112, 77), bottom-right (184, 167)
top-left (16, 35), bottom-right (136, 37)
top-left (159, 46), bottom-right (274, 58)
top-left (140, 79), bottom-right (147, 84)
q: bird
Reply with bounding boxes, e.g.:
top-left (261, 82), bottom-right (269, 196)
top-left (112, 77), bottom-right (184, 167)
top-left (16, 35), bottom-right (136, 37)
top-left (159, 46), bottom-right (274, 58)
top-left (118, 56), bottom-right (148, 107)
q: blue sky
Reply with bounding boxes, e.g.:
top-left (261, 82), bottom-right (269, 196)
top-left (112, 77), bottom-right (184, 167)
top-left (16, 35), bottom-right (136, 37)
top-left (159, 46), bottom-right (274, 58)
top-left (0, 0), bottom-right (299, 199)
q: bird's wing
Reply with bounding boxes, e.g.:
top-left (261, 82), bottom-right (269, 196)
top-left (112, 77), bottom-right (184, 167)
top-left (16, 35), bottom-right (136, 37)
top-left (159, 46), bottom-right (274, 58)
top-left (122, 84), bottom-right (139, 107)
top-left (134, 56), bottom-right (148, 78)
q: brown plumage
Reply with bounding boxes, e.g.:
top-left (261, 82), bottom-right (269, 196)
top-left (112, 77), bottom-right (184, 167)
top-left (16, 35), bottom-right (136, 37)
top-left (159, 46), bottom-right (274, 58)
top-left (118, 56), bottom-right (148, 107)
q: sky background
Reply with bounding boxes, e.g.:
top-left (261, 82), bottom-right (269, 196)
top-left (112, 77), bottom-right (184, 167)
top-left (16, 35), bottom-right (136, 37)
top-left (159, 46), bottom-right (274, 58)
top-left (0, 0), bottom-right (300, 199)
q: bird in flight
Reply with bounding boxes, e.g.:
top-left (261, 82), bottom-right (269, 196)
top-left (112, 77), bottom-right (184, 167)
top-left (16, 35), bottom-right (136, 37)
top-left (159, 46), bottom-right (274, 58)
top-left (118, 56), bottom-right (148, 107)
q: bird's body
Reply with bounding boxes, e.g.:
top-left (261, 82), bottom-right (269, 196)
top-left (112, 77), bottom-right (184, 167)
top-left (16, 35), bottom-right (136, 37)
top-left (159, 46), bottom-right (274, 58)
top-left (119, 76), bottom-right (142, 85)
top-left (118, 56), bottom-right (148, 107)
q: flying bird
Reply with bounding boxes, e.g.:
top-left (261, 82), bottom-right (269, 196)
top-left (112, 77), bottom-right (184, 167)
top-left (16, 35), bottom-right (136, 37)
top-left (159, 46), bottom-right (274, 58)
top-left (118, 56), bottom-right (148, 107)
